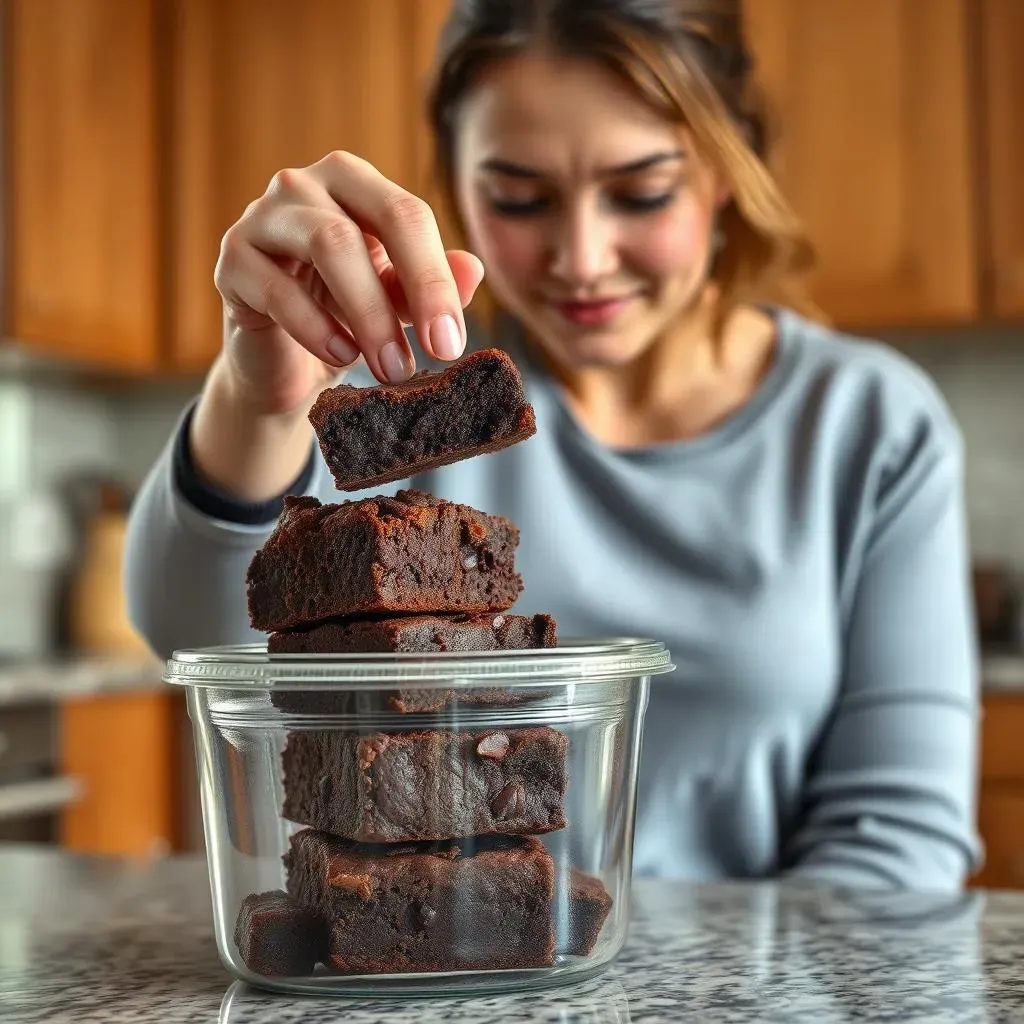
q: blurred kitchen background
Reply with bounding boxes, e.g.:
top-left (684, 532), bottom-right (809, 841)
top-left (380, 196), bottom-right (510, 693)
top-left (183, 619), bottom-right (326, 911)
top-left (0, 0), bottom-right (1022, 883)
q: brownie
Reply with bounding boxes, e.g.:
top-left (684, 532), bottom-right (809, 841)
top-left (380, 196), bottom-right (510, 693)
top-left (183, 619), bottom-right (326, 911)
top-left (233, 890), bottom-right (326, 977)
top-left (284, 829), bottom-right (555, 973)
top-left (566, 869), bottom-right (613, 957)
top-left (309, 348), bottom-right (537, 491)
top-left (271, 680), bottom-right (556, 716)
top-left (268, 612), bottom-right (556, 655)
top-left (246, 490), bottom-right (522, 632)
top-left (281, 726), bottom-right (568, 842)
top-left (270, 612), bottom-right (557, 714)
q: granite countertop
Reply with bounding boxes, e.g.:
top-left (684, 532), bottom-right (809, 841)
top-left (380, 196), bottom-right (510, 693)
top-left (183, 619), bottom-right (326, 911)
top-left (2, 845), bottom-right (1023, 1023)
top-left (0, 655), bottom-right (164, 707)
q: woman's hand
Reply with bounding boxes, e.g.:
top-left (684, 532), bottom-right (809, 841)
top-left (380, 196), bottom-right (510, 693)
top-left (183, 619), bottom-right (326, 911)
top-left (213, 149), bottom-right (485, 415)
top-left (189, 152), bottom-right (484, 504)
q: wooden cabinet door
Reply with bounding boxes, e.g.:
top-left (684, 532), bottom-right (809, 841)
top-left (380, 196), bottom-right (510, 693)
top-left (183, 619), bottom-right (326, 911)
top-left (408, 0), bottom-right (458, 239)
top-left (974, 787), bottom-right (1024, 889)
top-left (5, 0), bottom-right (160, 372)
top-left (167, 0), bottom-right (415, 374)
top-left (59, 691), bottom-right (178, 857)
top-left (973, 694), bottom-right (1024, 889)
top-left (743, 0), bottom-right (978, 327)
top-left (981, 0), bottom-right (1024, 320)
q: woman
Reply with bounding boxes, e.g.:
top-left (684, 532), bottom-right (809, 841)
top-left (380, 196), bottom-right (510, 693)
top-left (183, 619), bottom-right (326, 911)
top-left (126, 0), bottom-right (980, 889)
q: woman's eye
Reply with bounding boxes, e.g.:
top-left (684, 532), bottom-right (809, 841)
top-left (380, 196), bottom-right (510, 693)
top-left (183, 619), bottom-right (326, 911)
top-left (614, 193), bottom-right (675, 213)
top-left (488, 197), bottom-right (551, 218)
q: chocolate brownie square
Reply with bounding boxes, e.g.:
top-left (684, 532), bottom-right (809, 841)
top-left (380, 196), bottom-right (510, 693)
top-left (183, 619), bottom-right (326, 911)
top-left (271, 680), bottom-right (556, 716)
top-left (309, 348), bottom-right (537, 491)
top-left (233, 890), bottom-right (326, 977)
top-left (284, 830), bottom-right (555, 973)
top-left (268, 612), bottom-right (556, 655)
top-left (269, 612), bottom-right (557, 714)
top-left (281, 726), bottom-right (568, 842)
top-left (246, 490), bottom-right (522, 631)
top-left (566, 870), bottom-right (613, 957)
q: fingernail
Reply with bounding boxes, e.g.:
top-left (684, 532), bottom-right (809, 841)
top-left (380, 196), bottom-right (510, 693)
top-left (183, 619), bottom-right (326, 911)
top-left (380, 341), bottom-right (413, 383)
top-left (326, 334), bottom-right (359, 366)
top-left (429, 314), bottom-right (465, 361)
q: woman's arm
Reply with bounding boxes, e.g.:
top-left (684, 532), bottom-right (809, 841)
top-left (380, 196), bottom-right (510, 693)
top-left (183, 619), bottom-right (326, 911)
top-left (124, 150), bottom-right (483, 659)
top-left (123, 397), bottom-right (328, 660)
top-left (782, 420), bottom-right (982, 890)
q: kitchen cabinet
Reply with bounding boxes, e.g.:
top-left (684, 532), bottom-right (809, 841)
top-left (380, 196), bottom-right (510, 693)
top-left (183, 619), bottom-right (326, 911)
top-left (981, 0), bottom-right (1024, 320)
top-left (6, 2), bottom-right (1019, 377)
top-left (166, 0), bottom-right (417, 373)
top-left (59, 691), bottom-right (179, 857)
top-left (408, 0), bottom-right (460, 246)
top-left (743, 0), bottom-right (979, 327)
top-left (5, 0), bottom-right (161, 372)
top-left (974, 693), bottom-right (1024, 889)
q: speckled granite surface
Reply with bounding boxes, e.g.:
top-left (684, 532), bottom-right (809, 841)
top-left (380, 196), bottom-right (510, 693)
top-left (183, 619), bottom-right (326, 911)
top-left (1, 845), bottom-right (1022, 1022)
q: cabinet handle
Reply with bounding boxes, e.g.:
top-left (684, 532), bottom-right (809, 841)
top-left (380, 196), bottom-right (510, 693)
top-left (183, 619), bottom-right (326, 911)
top-left (0, 775), bottom-right (84, 820)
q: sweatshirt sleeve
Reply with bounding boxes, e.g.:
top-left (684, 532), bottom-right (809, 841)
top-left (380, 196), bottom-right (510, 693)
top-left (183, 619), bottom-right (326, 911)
top-left (123, 403), bottom-right (331, 660)
top-left (782, 406), bottom-right (982, 891)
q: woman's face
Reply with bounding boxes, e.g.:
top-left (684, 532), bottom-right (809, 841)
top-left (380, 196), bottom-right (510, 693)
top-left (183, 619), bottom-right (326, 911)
top-left (454, 52), bottom-right (728, 370)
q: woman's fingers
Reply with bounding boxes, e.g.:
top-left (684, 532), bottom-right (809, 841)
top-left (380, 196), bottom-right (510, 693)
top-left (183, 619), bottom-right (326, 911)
top-left (217, 153), bottom-right (485, 383)
top-left (380, 249), bottom-right (486, 334)
top-left (310, 152), bottom-right (469, 362)
top-left (217, 242), bottom-right (359, 368)
top-left (238, 205), bottom-right (414, 382)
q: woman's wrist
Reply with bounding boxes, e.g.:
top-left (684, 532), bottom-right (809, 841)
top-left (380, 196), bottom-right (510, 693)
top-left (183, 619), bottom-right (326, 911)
top-left (189, 357), bottom-right (318, 504)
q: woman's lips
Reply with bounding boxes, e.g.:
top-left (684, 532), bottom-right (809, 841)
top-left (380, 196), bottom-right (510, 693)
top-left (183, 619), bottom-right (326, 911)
top-left (552, 296), bottom-right (633, 327)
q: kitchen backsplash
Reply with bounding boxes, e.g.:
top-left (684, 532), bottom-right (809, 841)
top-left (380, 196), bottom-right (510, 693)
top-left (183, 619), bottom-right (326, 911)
top-left (5, 326), bottom-right (1024, 564)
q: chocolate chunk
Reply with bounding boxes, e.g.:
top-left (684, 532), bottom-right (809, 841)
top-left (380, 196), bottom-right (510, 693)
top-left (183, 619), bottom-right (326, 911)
top-left (476, 732), bottom-right (510, 761)
top-left (491, 781), bottom-right (525, 820)
top-left (326, 871), bottom-right (374, 901)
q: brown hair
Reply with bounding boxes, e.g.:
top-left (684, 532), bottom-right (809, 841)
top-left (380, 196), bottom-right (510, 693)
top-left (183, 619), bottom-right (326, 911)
top-left (426, 0), bottom-right (818, 320)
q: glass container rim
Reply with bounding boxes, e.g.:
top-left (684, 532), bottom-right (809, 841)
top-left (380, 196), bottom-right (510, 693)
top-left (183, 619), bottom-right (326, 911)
top-left (163, 636), bottom-right (674, 690)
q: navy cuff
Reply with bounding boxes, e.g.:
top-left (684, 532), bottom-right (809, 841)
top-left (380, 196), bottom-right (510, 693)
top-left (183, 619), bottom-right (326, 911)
top-left (173, 404), bottom-right (317, 525)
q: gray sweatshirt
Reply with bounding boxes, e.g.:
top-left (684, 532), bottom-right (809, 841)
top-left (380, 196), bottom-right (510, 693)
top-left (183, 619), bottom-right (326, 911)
top-left (126, 308), bottom-right (981, 890)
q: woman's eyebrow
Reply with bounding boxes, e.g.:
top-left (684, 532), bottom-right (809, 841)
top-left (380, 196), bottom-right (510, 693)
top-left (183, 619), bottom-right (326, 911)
top-left (479, 150), bottom-right (687, 179)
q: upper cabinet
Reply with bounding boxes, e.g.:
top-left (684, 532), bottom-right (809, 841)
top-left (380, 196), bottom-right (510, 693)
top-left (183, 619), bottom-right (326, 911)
top-left (744, 0), bottom-right (979, 328)
top-left (407, 1), bottom-right (460, 245)
top-left (4, 1), bottom-right (1020, 376)
top-left (166, 0), bottom-right (415, 374)
top-left (5, 0), bottom-right (160, 372)
top-left (981, 0), bottom-right (1024, 320)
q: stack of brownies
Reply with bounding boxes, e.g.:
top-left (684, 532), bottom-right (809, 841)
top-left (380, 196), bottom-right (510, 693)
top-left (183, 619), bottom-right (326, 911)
top-left (232, 350), bottom-right (612, 978)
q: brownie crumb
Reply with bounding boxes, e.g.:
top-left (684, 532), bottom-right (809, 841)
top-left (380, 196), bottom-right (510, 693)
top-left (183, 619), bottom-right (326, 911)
top-left (233, 890), bottom-right (326, 977)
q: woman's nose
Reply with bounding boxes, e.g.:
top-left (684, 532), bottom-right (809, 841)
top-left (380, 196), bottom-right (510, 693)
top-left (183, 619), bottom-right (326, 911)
top-left (548, 207), bottom-right (620, 287)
